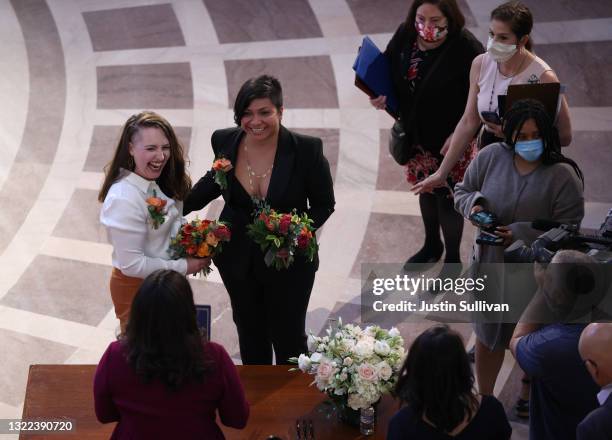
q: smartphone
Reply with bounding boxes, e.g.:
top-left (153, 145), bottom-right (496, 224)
top-left (480, 111), bottom-right (502, 125)
top-left (469, 210), bottom-right (498, 230)
top-left (476, 230), bottom-right (505, 246)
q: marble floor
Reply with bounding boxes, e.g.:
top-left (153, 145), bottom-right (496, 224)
top-left (1, 0), bottom-right (611, 438)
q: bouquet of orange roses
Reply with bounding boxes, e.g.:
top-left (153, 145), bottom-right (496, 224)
top-left (247, 203), bottom-right (317, 270)
top-left (168, 219), bottom-right (231, 275)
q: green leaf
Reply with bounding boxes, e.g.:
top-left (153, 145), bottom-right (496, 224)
top-left (264, 249), bottom-right (276, 267)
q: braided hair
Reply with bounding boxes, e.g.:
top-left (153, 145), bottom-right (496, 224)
top-left (502, 98), bottom-right (583, 184)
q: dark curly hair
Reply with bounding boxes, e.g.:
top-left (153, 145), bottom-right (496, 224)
top-left (120, 270), bottom-right (214, 391)
top-left (394, 325), bottom-right (477, 433)
top-left (502, 98), bottom-right (583, 184)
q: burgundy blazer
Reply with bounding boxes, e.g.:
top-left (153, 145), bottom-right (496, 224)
top-left (94, 340), bottom-right (249, 439)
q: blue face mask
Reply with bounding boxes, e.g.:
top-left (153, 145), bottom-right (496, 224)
top-left (514, 139), bottom-right (544, 162)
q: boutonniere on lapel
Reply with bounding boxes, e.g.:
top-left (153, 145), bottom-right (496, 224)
top-left (212, 156), bottom-right (233, 190)
top-left (146, 190), bottom-right (167, 229)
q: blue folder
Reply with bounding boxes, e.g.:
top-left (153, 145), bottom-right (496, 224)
top-left (353, 36), bottom-right (399, 118)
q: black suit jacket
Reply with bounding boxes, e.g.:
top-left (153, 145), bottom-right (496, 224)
top-left (577, 393), bottom-right (612, 440)
top-left (184, 126), bottom-right (335, 278)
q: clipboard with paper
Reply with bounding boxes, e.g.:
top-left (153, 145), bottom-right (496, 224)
top-left (501, 82), bottom-right (562, 122)
top-left (353, 36), bottom-right (399, 119)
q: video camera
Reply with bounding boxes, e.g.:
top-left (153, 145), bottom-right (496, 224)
top-left (504, 209), bottom-right (612, 264)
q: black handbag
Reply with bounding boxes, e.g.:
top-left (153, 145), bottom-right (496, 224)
top-left (389, 120), bottom-right (412, 165)
top-left (387, 36), bottom-right (459, 166)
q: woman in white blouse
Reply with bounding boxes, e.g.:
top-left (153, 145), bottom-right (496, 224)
top-left (98, 111), bottom-right (209, 332)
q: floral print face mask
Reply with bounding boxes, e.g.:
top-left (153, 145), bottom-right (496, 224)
top-left (415, 21), bottom-right (448, 42)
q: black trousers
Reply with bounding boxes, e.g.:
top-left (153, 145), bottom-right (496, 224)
top-left (218, 255), bottom-right (315, 365)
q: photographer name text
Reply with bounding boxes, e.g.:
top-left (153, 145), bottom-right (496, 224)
top-left (372, 299), bottom-right (509, 312)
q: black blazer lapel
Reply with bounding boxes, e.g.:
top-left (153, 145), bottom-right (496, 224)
top-left (266, 125), bottom-right (295, 206)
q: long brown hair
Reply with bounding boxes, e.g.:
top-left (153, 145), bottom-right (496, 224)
top-left (121, 269), bottom-right (215, 390)
top-left (98, 111), bottom-right (191, 202)
top-left (404, 0), bottom-right (466, 42)
top-left (394, 325), bottom-right (478, 433)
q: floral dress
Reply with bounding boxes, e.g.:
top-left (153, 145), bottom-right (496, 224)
top-left (405, 142), bottom-right (477, 191)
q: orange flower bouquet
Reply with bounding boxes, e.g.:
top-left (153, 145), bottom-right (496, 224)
top-left (146, 190), bottom-right (167, 229)
top-left (168, 219), bottom-right (231, 275)
top-left (212, 156), bottom-right (233, 190)
top-left (247, 203), bottom-right (317, 270)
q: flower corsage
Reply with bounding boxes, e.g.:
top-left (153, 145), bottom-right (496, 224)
top-left (146, 190), bottom-right (167, 229)
top-left (212, 156), bottom-right (233, 190)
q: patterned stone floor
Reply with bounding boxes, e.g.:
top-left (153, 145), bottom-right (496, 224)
top-left (1, 1), bottom-right (611, 438)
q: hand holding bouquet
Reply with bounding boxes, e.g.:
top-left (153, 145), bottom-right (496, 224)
top-left (290, 319), bottom-right (405, 411)
top-left (168, 218), bottom-right (231, 275)
top-left (246, 202), bottom-right (317, 270)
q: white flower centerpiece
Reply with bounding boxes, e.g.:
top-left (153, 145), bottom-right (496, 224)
top-left (289, 319), bottom-right (405, 425)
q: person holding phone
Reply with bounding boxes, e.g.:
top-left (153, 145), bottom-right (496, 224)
top-left (480, 111), bottom-right (502, 126)
top-left (469, 210), bottom-right (506, 246)
top-left (412, 1), bottom-right (573, 196)
top-left (370, 0), bottom-right (483, 270)
top-left (453, 99), bottom-right (584, 400)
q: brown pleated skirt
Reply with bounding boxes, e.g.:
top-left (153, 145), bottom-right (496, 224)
top-left (109, 268), bottom-right (143, 333)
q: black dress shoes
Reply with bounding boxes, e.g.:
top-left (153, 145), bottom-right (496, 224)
top-left (403, 243), bottom-right (444, 271)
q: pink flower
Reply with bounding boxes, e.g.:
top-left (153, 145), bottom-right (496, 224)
top-left (316, 360), bottom-right (335, 382)
top-left (357, 363), bottom-right (378, 382)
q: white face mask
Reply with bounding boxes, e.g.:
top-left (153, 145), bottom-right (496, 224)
top-left (487, 36), bottom-right (518, 62)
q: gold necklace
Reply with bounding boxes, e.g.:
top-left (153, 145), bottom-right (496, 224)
top-left (244, 143), bottom-right (273, 194)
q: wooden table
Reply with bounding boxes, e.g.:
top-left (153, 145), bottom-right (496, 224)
top-left (20, 365), bottom-right (396, 439)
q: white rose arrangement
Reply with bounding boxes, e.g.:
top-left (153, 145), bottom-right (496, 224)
top-left (290, 319), bottom-right (405, 410)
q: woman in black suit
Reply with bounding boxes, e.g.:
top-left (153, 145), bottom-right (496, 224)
top-left (184, 75), bottom-right (335, 365)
